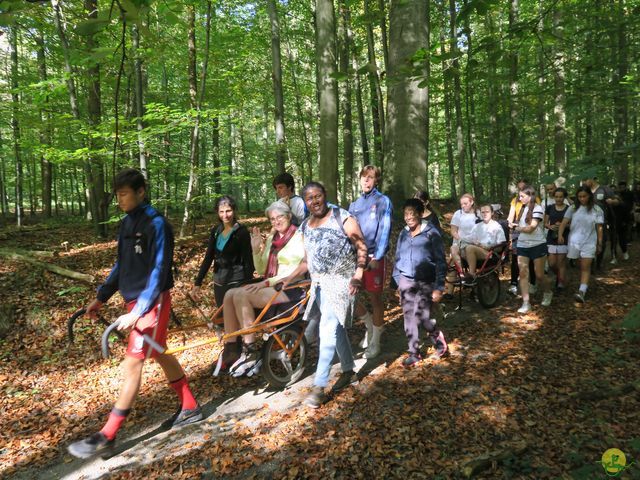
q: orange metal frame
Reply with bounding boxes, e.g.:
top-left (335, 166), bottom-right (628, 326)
top-left (164, 281), bottom-right (311, 357)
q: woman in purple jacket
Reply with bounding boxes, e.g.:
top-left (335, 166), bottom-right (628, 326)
top-left (393, 199), bottom-right (448, 367)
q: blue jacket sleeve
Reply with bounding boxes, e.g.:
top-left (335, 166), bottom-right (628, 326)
top-left (96, 234), bottom-right (121, 303)
top-left (374, 196), bottom-right (393, 260)
top-left (131, 216), bottom-right (171, 317)
top-left (391, 231), bottom-right (403, 287)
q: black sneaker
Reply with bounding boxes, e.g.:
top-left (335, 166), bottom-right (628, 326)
top-left (161, 404), bottom-right (203, 429)
top-left (67, 432), bottom-right (114, 459)
top-left (443, 293), bottom-right (454, 301)
top-left (230, 343), bottom-right (261, 378)
top-left (331, 370), bottom-right (359, 392)
top-left (402, 352), bottom-right (422, 367)
top-left (304, 386), bottom-right (327, 409)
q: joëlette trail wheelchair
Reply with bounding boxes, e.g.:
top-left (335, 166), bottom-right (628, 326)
top-left (67, 279), bottom-right (311, 389)
top-left (445, 242), bottom-right (509, 310)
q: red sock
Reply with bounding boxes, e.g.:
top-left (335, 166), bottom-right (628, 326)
top-left (169, 376), bottom-right (197, 410)
top-left (99, 407), bottom-right (130, 440)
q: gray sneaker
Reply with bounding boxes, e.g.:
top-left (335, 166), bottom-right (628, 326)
top-left (161, 405), bottom-right (203, 429)
top-left (331, 370), bottom-right (358, 392)
top-left (67, 432), bottom-right (114, 459)
top-left (574, 291), bottom-right (586, 303)
top-left (304, 386), bottom-right (328, 409)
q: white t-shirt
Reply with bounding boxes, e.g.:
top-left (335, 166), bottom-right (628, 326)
top-left (470, 220), bottom-right (506, 249)
top-left (451, 209), bottom-right (479, 242)
top-left (517, 204), bottom-right (546, 248)
top-left (565, 205), bottom-right (604, 249)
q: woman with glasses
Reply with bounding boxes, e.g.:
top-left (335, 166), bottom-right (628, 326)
top-left (217, 200), bottom-right (305, 374)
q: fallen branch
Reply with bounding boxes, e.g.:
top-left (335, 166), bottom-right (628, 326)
top-left (570, 381), bottom-right (640, 401)
top-left (462, 442), bottom-right (528, 478)
top-left (0, 248), bottom-right (94, 283)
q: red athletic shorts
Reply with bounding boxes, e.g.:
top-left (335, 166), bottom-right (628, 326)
top-left (363, 257), bottom-right (385, 293)
top-left (125, 291), bottom-right (171, 360)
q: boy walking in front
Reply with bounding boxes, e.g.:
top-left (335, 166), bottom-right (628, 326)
top-left (348, 165), bottom-right (393, 358)
top-left (68, 168), bottom-right (202, 459)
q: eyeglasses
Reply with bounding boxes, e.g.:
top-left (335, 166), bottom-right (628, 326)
top-left (269, 214), bottom-right (287, 224)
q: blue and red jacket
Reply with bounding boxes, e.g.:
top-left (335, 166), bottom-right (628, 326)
top-left (97, 203), bottom-right (174, 317)
top-left (348, 188), bottom-right (393, 260)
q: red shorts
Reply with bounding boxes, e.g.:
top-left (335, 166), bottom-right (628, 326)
top-left (125, 291), bottom-right (171, 360)
top-left (363, 257), bottom-right (385, 293)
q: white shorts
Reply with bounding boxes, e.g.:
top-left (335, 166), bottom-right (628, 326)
top-left (567, 243), bottom-right (596, 259)
top-left (547, 244), bottom-right (568, 255)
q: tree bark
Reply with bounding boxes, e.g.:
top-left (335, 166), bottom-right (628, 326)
top-left (181, 1), bottom-right (213, 237)
top-left (266, 0), bottom-right (287, 174)
top-left (132, 24), bottom-right (148, 177)
top-left (338, 0), bottom-right (354, 205)
top-left (364, 0), bottom-right (385, 169)
top-left (613, 0), bottom-right (629, 180)
top-left (385, 0), bottom-right (429, 207)
top-left (85, 0), bottom-right (107, 237)
top-left (449, 0), bottom-right (466, 194)
top-left (507, 0), bottom-right (520, 178)
top-left (36, 32), bottom-right (53, 218)
top-left (536, 0), bottom-right (547, 177)
top-left (9, 26), bottom-right (23, 227)
top-left (316, 0), bottom-right (339, 202)
top-left (552, 6), bottom-right (567, 174)
top-left (463, 0), bottom-right (479, 197)
top-left (377, 0), bottom-right (389, 73)
top-left (440, 28), bottom-right (457, 199)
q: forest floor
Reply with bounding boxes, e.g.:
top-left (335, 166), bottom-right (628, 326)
top-left (1, 209), bottom-right (640, 479)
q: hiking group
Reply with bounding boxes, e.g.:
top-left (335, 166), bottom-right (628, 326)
top-left (67, 166), bottom-right (638, 459)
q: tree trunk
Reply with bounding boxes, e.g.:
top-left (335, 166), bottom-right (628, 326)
top-left (385, 0), bottom-right (429, 207)
top-left (485, 12), bottom-right (503, 197)
top-left (132, 24), bottom-right (148, 177)
top-left (364, 0), bottom-right (385, 169)
top-left (449, 0), bottom-right (466, 194)
top-left (181, 1), bottom-right (213, 237)
top-left (440, 29), bottom-right (457, 199)
top-left (354, 55), bottom-right (370, 168)
top-left (9, 26), bottom-right (23, 227)
top-left (339, 0), bottom-right (354, 205)
top-left (507, 0), bottom-right (520, 178)
top-left (212, 116), bottom-right (221, 195)
top-left (463, 0), bottom-right (479, 197)
top-left (316, 0), bottom-right (339, 202)
top-left (377, 0), bottom-right (389, 73)
top-left (266, 0), bottom-right (287, 174)
top-left (613, 0), bottom-right (629, 180)
top-left (536, 0), bottom-right (546, 177)
top-left (552, 6), bottom-right (567, 174)
top-left (85, 0), bottom-right (107, 237)
top-left (0, 131), bottom-right (7, 217)
top-left (36, 32), bottom-right (53, 218)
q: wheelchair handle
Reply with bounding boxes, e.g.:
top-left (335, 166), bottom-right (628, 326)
top-left (101, 319), bottom-right (121, 359)
top-left (67, 308), bottom-right (87, 344)
top-left (101, 319), bottom-right (167, 359)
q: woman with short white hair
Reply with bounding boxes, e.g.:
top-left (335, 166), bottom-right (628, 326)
top-left (217, 200), bottom-right (305, 374)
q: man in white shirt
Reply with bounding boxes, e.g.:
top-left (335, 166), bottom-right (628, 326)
top-left (465, 204), bottom-right (507, 279)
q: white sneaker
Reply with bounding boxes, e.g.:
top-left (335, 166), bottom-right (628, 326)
top-left (610, 257), bottom-right (618, 265)
top-left (517, 302), bottom-right (531, 314)
top-left (358, 312), bottom-right (373, 349)
top-left (529, 284), bottom-right (537, 295)
top-left (363, 325), bottom-right (382, 359)
top-left (623, 252), bottom-right (630, 261)
top-left (508, 285), bottom-right (518, 296)
top-left (541, 292), bottom-right (553, 307)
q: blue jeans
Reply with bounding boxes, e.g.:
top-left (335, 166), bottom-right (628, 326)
top-left (313, 286), bottom-right (355, 388)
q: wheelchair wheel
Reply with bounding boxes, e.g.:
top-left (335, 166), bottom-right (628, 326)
top-left (261, 325), bottom-right (308, 388)
top-left (476, 271), bottom-right (501, 308)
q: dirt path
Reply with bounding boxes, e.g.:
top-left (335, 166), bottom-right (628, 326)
top-left (4, 226), bottom-right (640, 479)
